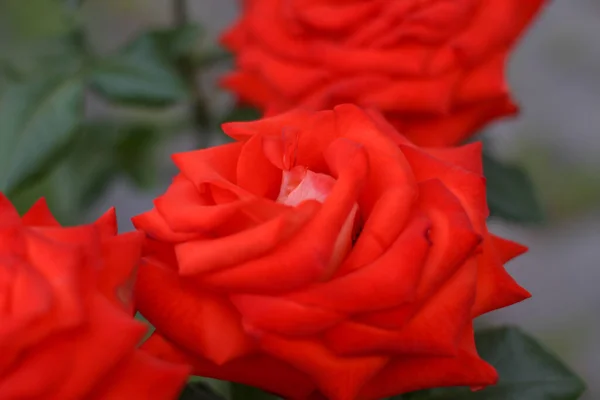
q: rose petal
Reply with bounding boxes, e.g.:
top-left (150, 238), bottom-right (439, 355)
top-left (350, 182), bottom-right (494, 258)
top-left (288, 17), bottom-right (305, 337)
top-left (173, 142), bottom-right (243, 188)
top-left (220, 71), bottom-right (278, 110)
top-left (132, 207), bottom-right (200, 243)
top-left (245, 47), bottom-right (329, 99)
top-left (260, 334), bottom-right (388, 400)
top-left (490, 234), bottom-right (528, 263)
top-left (424, 142), bottom-right (483, 175)
top-left (89, 350), bottom-right (189, 400)
top-left (358, 349), bottom-right (497, 400)
top-left (399, 93), bottom-right (518, 147)
top-left (93, 207), bottom-right (118, 237)
top-left (287, 215), bottom-right (431, 313)
top-left (135, 260), bottom-right (255, 365)
top-left (454, 53), bottom-right (509, 104)
top-left (50, 296), bottom-right (148, 399)
top-left (222, 109), bottom-right (313, 141)
top-left (0, 258), bottom-right (54, 374)
top-left (325, 259), bottom-right (478, 357)
top-left (0, 194), bottom-right (20, 227)
top-left (23, 229), bottom-right (87, 330)
top-left (175, 201), bottom-right (318, 275)
top-left (338, 186), bottom-right (415, 274)
top-left (290, 0), bottom-right (380, 32)
top-left (199, 139), bottom-right (368, 292)
top-left (154, 181), bottom-right (240, 233)
top-left (141, 333), bottom-right (317, 400)
top-left (414, 179), bottom-right (482, 299)
top-left (231, 294), bottom-right (344, 336)
top-left (21, 198), bottom-right (60, 227)
top-left (472, 233), bottom-right (531, 316)
top-left (1, 296), bottom-right (147, 399)
top-left (451, 0), bottom-right (547, 65)
top-left (236, 133), bottom-right (283, 198)
top-left (401, 144), bottom-right (488, 232)
top-left (97, 231), bottom-right (144, 313)
top-left (362, 72), bottom-right (461, 114)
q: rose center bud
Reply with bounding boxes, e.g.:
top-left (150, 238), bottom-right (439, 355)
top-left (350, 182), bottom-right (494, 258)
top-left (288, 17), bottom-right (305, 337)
top-left (276, 166), bottom-right (359, 279)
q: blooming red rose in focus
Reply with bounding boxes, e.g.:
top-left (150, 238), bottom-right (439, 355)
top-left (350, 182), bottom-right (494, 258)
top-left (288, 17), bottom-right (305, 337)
top-left (133, 104), bottom-right (530, 400)
top-left (0, 196), bottom-right (189, 400)
top-left (221, 0), bottom-right (547, 146)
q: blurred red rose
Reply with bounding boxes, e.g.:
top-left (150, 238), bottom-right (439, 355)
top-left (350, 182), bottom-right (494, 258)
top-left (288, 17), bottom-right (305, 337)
top-left (133, 105), bottom-right (530, 400)
top-left (0, 196), bottom-right (189, 400)
top-left (221, 0), bottom-right (547, 146)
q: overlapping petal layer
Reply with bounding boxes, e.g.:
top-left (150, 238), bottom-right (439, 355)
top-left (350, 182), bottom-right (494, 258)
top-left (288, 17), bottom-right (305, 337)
top-left (0, 197), bottom-right (188, 399)
top-left (221, 0), bottom-right (547, 146)
top-left (134, 105), bottom-right (530, 400)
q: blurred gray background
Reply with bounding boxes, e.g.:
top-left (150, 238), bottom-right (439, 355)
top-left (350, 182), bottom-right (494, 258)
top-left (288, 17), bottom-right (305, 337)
top-left (4, 0), bottom-right (599, 397)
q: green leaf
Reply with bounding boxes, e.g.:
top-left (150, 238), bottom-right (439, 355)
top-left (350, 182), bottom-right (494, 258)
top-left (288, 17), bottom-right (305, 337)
top-left (148, 24), bottom-right (204, 61)
top-left (395, 327), bottom-right (586, 400)
top-left (64, 120), bottom-right (163, 202)
top-left (0, 62), bottom-right (21, 84)
top-left (230, 383), bottom-right (279, 400)
top-left (90, 30), bottom-right (189, 107)
top-left (0, 63), bottom-right (18, 93)
top-left (8, 120), bottom-right (164, 224)
top-left (0, 30), bottom-right (85, 81)
top-left (8, 124), bottom-right (117, 224)
top-left (8, 152), bottom-right (112, 225)
top-left (114, 124), bottom-right (162, 188)
top-left (483, 152), bottom-right (545, 224)
top-left (1, 0), bottom-right (77, 39)
top-left (0, 72), bottom-right (84, 194)
top-left (179, 381), bottom-right (228, 400)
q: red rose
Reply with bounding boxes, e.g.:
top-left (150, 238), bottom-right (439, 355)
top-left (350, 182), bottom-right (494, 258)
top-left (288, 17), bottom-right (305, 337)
top-left (0, 196), bottom-right (189, 400)
top-left (133, 105), bottom-right (530, 399)
top-left (221, 0), bottom-right (547, 146)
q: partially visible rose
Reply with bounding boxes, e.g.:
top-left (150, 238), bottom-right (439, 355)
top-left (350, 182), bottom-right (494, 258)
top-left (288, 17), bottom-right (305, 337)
top-left (133, 104), bottom-right (530, 400)
top-left (221, 0), bottom-right (547, 146)
top-left (0, 196), bottom-right (189, 400)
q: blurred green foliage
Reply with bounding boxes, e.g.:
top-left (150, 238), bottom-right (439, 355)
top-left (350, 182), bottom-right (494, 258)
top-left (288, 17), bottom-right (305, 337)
top-left (0, 70), bottom-right (84, 195)
top-left (89, 27), bottom-right (194, 107)
top-left (3, 0), bottom-right (77, 39)
top-left (0, 0), bottom-right (233, 223)
top-left (9, 121), bottom-right (167, 224)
